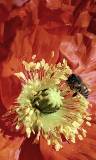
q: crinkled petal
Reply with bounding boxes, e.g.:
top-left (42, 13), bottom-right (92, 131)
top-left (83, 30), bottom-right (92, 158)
top-left (1, 26), bottom-right (60, 77)
top-left (0, 133), bottom-right (24, 160)
top-left (0, 75), bottom-right (21, 109)
top-left (13, 0), bottom-right (29, 7)
top-left (46, 0), bottom-right (62, 10)
top-left (19, 136), bottom-right (44, 160)
top-left (80, 71), bottom-right (96, 89)
top-left (0, 4), bottom-right (9, 22)
top-left (59, 36), bottom-right (80, 69)
top-left (86, 40), bottom-right (96, 71)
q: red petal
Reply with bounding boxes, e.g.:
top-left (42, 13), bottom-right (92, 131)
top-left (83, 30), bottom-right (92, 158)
top-left (0, 4), bottom-right (9, 22)
top-left (86, 39), bottom-right (96, 71)
top-left (0, 75), bottom-right (21, 109)
top-left (75, 11), bottom-right (90, 28)
top-left (80, 71), bottom-right (96, 89)
top-left (59, 36), bottom-right (80, 69)
top-left (19, 136), bottom-right (44, 160)
top-left (13, 0), bottom-right (29, 7)
top-left (46, 0), bottom-right (62, 10)
top-left (0, 134), bottom-right (23, 160)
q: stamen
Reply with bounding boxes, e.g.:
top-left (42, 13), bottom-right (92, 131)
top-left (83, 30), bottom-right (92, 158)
top-left (5, 55), bottom-right (91, 151)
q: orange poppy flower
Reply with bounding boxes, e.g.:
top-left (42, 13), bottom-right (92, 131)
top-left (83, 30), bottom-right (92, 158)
top-left (0, 0), bottom-right (96, 160)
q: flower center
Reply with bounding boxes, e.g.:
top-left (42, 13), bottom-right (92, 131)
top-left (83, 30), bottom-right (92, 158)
top-left (32, 88), bottom-right (63, 114)
top-left (13, 56), bottom-right (91, 151)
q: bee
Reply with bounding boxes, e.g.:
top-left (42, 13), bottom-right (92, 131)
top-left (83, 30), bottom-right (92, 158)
top-left (66, 74), bottom-right (89, 99)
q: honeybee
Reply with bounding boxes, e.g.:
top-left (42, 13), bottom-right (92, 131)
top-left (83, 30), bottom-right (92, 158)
top-left (67, 74), bottom-right (89, 99)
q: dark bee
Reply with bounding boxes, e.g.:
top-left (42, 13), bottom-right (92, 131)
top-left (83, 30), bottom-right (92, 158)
top-left (67, 74), bottom-right (89, 99)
